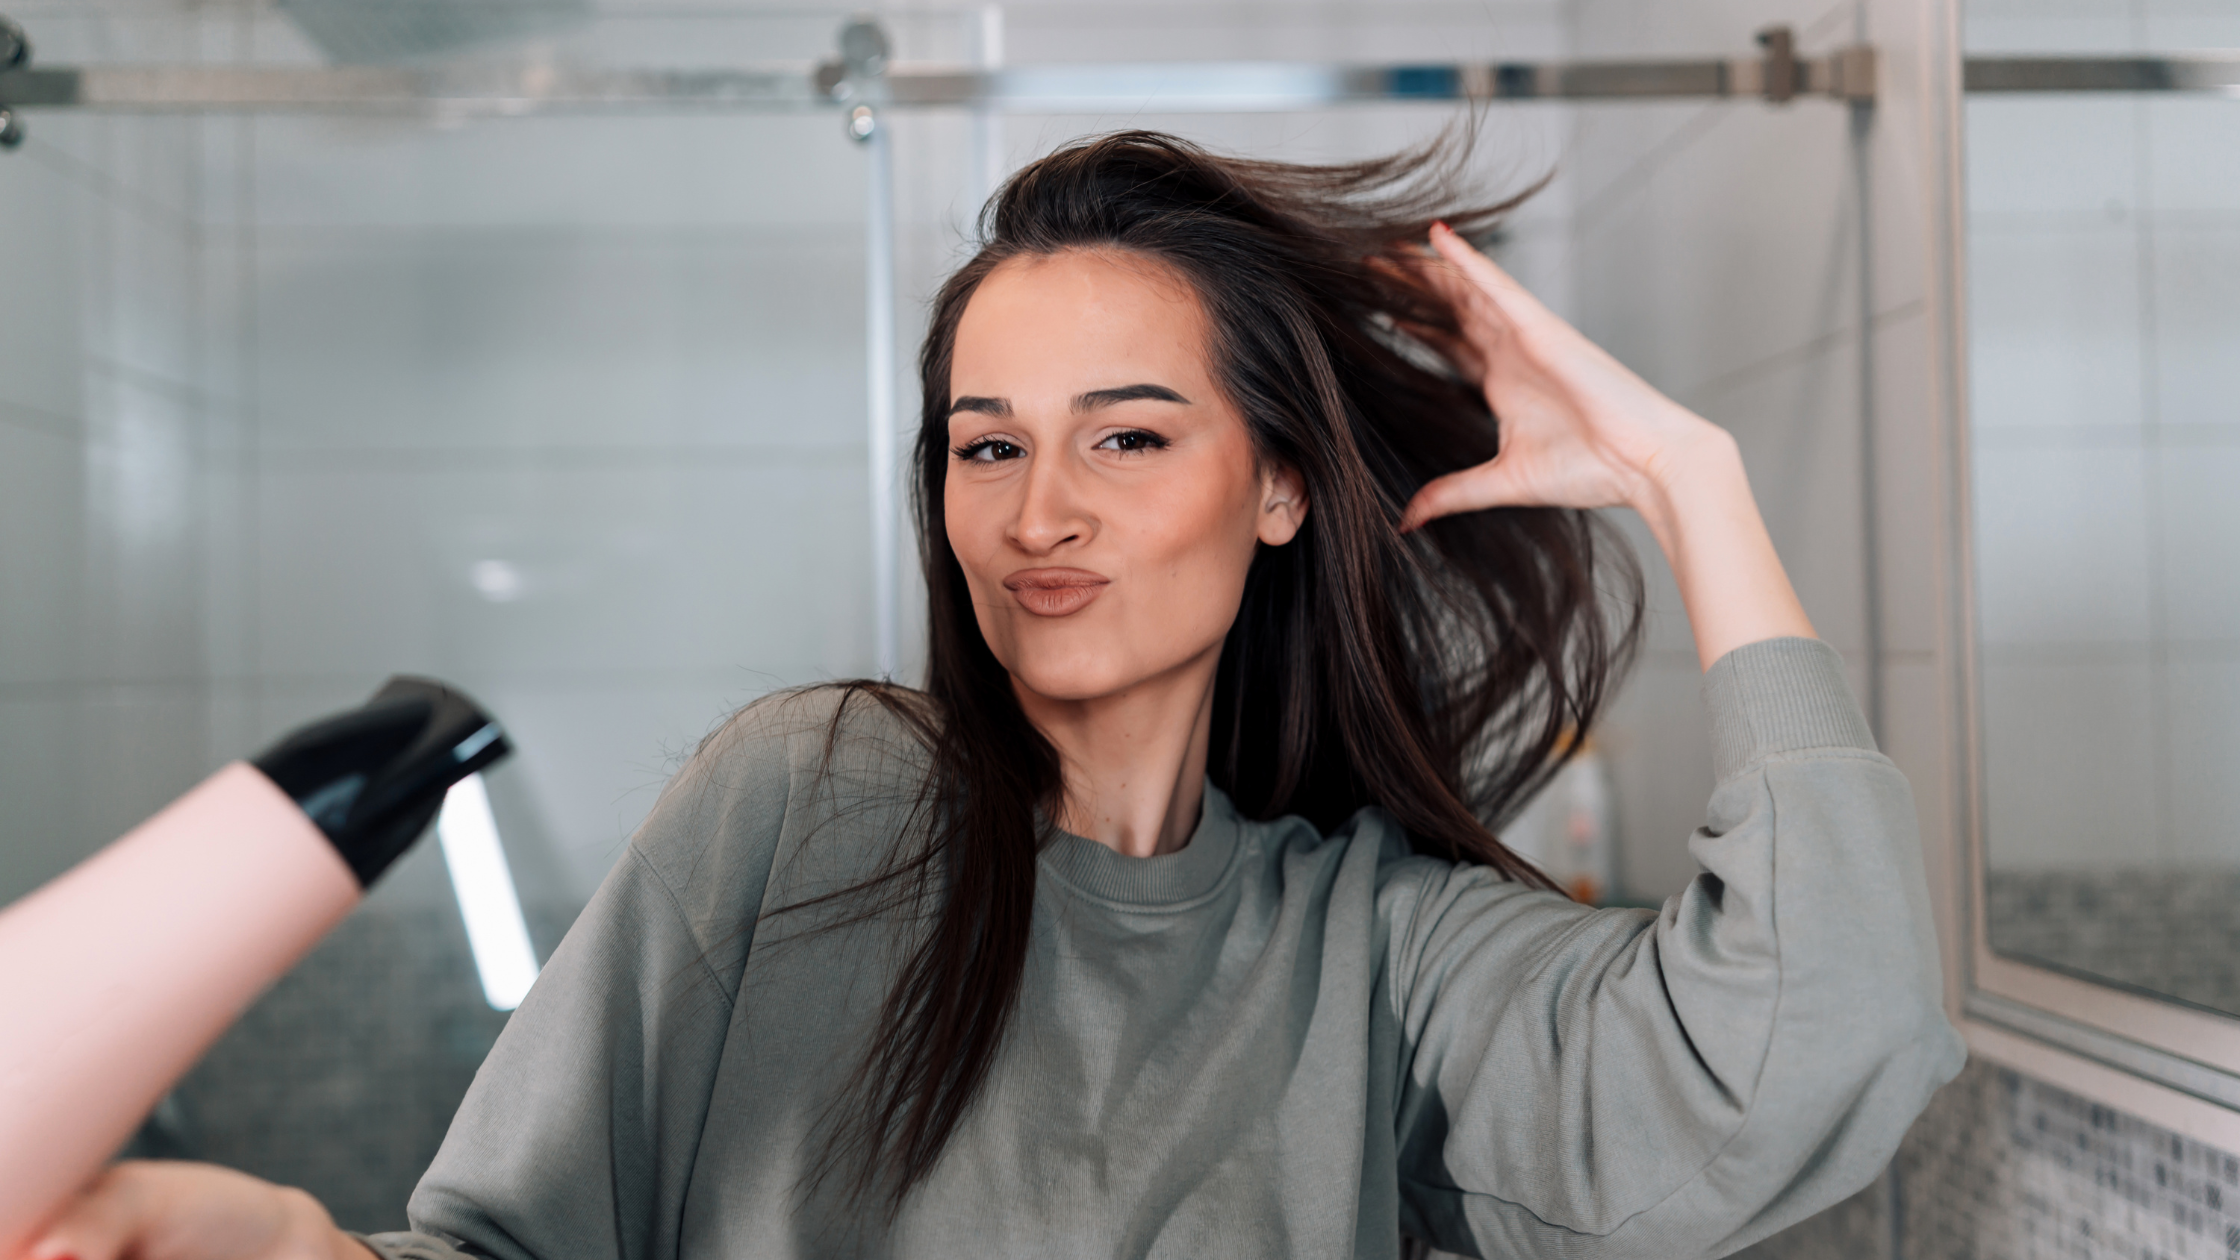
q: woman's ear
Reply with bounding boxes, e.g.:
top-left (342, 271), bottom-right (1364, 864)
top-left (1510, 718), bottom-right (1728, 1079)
top-left (1257, 463), bottom-right (1309, 546)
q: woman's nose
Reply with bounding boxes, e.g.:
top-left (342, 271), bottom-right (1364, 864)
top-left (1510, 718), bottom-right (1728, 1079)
top-left (1009, 453), bottom-right (1093, 554)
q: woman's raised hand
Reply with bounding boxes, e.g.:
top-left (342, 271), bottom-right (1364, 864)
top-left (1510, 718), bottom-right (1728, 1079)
top-left (1394, 222), bottom-right (1727, 536)
top-left (24, 1162), bottom-right (371, 1260)
top-left (1395, 222), bottom-right (1816, 671)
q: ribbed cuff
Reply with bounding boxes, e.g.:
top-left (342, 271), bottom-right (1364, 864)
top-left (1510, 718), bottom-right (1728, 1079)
top-left (1704, 637), bottom-right (1877, 782)
top-left (352, 1233), bottom-right (467, 1260)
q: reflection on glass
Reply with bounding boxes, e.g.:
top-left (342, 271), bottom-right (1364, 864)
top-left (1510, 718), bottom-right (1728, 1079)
top-left (438, 774), bottom-right (539, 1011)
top-left (1967, 2), bottom-right (2240, 1016)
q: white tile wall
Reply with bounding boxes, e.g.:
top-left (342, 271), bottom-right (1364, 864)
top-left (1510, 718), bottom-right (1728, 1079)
top-left (1965, 223), bottom-right (2146, 432)
top-left (74, 685), bottom-right (221, 847)
top-left (82, 372), bottom-right (206, 682)
top-left (0, 150), bottom-right (90, 422)
top-left (1962, 0), bottom-right (2134, 54)
top-left (0, 10), bottom-right (211, 907)
top-left (2150, 223), bottom-right (2240, 430)
top-left (0, 422), bottom-right (87, 690)
top-left (1970, 442), bottom-right (2152, 645)
top-left (249, 456), bottom-right (871, 679)
top-left (1965, 98), bottom-right (2140, 218)
top-left (239, 114), bottom-right (866, 232)
top-left (2142, 0), bottom-right (2240, 49)
top-left (2157, 445), bottom-right (2240, 643)
top-left (1562, 0), bottom-right (1903, 899)
top-left (0, 696), bottom-right (89, 900)
top-left (2164, 659), bottom-right (2240, 867)
top-left (2146, 101), bottom-right (2240, 214)
top-left (1963, 7), bottom-right (2240, 904)
top-left (1980, 658), bottom-right (2160, 870)
top-left (250, 233), bottom-right (867, 454)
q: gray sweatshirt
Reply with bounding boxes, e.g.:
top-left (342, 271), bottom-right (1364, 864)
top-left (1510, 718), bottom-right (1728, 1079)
top-left (362, 637), bottom-right (1963, 1260)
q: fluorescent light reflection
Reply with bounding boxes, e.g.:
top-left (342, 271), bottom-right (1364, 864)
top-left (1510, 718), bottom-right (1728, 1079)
top-left (437, 773), bottom-right (540, 1011)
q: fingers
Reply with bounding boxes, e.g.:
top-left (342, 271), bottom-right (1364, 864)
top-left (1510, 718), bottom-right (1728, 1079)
top-left (1426, 222), bottom-right (1542, 313)
top-left (1397, 460), bottom-right (1529, 533)
top-left (22, 1163), bottom-right (326, 1260)
top-left (27, 1165), bottom-right (148, 1260)
top-left (1381, 246), bottom-right (1487, 322)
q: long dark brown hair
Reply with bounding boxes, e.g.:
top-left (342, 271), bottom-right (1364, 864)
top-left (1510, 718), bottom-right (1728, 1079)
top-left (795, 128), bottom-right (1642, 1210)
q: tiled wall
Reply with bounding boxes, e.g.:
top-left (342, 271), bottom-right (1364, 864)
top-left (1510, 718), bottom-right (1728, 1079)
top-left (1745, 1057), bottom-right (2240, 1260)
top-left (1988, 868), bottom-right (2240, 1017)
top-left (197, 6), bottom-right (888, 911)
top-left (1558, 0), bottom-right (1897, 902)
top-left (0, 2), bottom-right (217, 905)
top-left (1964, 0), bottom-right (2240, 882)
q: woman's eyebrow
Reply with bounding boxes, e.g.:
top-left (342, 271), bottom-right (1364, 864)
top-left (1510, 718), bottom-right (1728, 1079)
top-left (1074, 383), bottom-right (1191, 411)
top-left (949, 396), bottom-right (1011, 417)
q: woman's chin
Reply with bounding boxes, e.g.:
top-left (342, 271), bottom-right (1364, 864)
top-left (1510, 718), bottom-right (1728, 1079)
top-left (1003, 645), bottom-right (1193, 707)
top-left (1007, 662), bottom-right (1145, 706)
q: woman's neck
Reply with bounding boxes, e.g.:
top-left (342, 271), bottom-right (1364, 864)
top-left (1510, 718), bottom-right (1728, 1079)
top-left (1013, 651), bottom-right (1219, 859)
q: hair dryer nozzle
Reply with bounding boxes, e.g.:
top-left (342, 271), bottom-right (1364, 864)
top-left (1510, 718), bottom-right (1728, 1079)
top-left (251, 676), bottom-right (512, 887)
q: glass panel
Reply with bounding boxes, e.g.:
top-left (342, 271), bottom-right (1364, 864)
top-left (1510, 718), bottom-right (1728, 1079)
top-left (0, 3), bottom-right (983, 1229)
top-left (1966, 3), bottom-right (2240, 1017)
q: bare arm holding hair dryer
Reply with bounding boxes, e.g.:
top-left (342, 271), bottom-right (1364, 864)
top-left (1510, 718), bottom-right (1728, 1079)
top-left (0, 680), bottom-right (509, 1260)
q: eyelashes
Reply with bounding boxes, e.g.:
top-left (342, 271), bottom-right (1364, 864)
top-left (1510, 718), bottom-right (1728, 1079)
top-left (953, 437), bottom-right (1025, 462)
top-left (1096, 429), bottom-right (1169, 454)
top-left (951, 430), bottom-right (1170, 462)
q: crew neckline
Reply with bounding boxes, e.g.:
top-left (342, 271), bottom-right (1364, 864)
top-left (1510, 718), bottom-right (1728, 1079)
top-left (1037, 783), bottom-right (1244, 907)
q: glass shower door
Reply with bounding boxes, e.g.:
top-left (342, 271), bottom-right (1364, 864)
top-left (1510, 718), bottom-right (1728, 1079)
top-left (0, 3), bottom-right (920, 1227)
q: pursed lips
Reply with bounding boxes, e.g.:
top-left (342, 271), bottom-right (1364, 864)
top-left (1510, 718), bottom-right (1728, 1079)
top-left (1002, 567), bottom-right (1111, 617)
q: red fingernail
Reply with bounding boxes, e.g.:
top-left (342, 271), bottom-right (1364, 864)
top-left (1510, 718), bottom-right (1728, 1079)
top-left (1432, 220), bottom-right (1450, 234)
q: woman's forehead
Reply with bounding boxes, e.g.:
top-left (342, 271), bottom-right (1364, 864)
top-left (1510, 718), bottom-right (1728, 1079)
top-left (952, 250), bottom-right (1213, 394)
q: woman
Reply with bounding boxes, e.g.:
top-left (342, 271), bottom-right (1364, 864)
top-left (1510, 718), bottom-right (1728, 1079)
top-left (32, 131), bottom-right (1961, 1260)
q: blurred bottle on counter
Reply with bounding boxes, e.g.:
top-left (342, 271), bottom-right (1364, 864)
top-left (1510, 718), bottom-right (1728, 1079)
top-left (1490, 730), bottom-right (1616, 906)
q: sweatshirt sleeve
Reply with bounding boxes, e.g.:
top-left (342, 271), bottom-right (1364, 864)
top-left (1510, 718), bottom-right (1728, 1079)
top-left (354, 695), bottom-right (812, 1260)
top-left (1389, 637), bottom-right (1965, 1259)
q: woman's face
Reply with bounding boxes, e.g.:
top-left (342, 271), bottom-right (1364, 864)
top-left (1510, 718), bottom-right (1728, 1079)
top-left (944, 249), bottom-right (1306, 705)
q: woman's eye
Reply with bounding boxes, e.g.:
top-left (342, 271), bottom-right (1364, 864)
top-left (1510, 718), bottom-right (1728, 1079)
top-left (1095, 430), bottom-right (1169, 454)
top-left (955, 438), bottom-right (1024, 462)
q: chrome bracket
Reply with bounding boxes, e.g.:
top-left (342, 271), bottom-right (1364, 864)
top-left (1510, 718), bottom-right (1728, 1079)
top-left (0, 13), bottom-right (28, 148)
top-left (1731, 24), bottom-right (1876, 105)
top-left (1757, 25), bottom-right (1798, 103)
top-left (820, 16), bottom-right (889, 144)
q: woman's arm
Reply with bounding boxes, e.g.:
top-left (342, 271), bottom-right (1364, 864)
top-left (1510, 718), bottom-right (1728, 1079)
top-left (1384, 230), bottom-right (1961, 1255)
top-left (1388, 638), bottom-right (1964, 1257)
top-left (1396, 222), bottom-right (1814, 671)
top-left (23, 695), bottom-right (815, 1260)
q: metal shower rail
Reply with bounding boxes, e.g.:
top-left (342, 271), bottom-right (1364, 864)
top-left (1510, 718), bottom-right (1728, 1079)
top-left (0, 18), bottom-right (1873, 122)
top-left (1964, 54), bottom-right (2240, 94)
